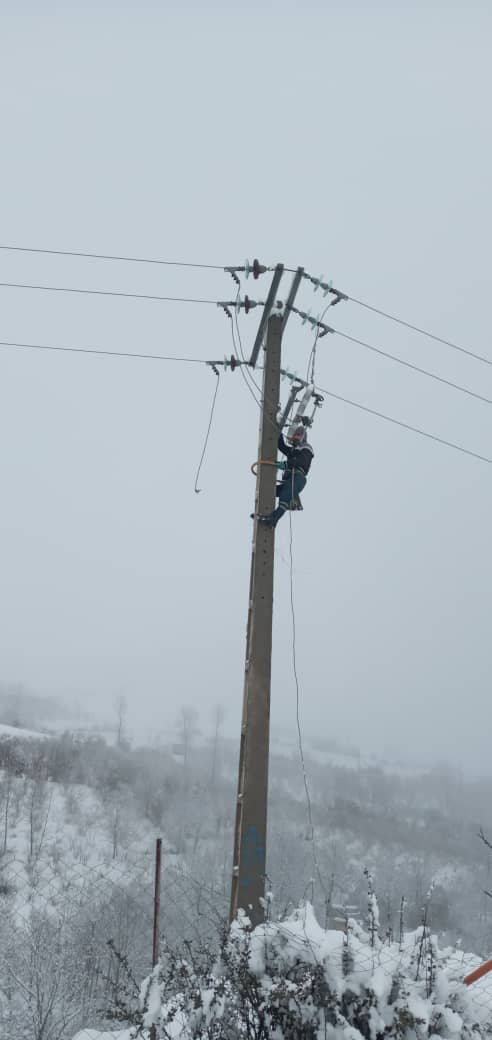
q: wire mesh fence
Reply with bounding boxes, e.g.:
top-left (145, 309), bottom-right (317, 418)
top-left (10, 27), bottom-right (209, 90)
top-left (0, 766), bottom-right (231, 1040)
top-left (3, 828), bottom-right (492, 1040)
top-left (2, 742), bottom-right (492, 1039)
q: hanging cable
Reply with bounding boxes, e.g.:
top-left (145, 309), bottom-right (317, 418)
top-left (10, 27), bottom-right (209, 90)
top-left (315, 383), bottom-right (492, 464)
top-left (224, 281), bottom-right (280, 431)
top-left (0, 281), bottom-right (218, 305)
top-left (233, 280), bottom-right (263, 399)
top-left (2, 340), bottom-right (490, 464)
top-left (228, 281), bottom-right (289, 440)
top-left (306, 300), bottom-right (334, 385)
top-left (288, 506), bottom-right (332, 916)
top-left (194, 366), bottom-right (221, 493)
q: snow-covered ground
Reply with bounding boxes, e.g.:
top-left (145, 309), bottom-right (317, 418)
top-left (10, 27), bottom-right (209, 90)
top-left (0, 721), bottom-right (49, 740)
top-left (72, 904), bottom-right (492, 1039)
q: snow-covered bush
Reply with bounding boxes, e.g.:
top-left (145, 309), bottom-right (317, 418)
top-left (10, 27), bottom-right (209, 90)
top-left (133, 904), bottom-right (492, 1039)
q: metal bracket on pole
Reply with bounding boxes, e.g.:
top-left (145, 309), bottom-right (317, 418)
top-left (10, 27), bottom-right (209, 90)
top-left (289, 306), bottom-right (334, 338)
top-left (287, 383), bottom-right (315, 440)
top-left (278, 382), bottom-right (302, 430)
top-left (281, 267), bottom-right (304, 336)
top-left (249, 264), bottom-right (284, 368)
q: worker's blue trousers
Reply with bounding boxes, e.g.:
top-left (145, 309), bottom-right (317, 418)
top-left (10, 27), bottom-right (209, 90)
top-left (265, 471), bottom-right (306, 527)
top-left (278, 471), bottom-right (306, 510)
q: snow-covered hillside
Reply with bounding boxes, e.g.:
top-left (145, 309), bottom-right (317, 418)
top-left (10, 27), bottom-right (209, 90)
top-left (2, 722), bottom-right (492, 1039)
top-left (0, 721), bottom-right (48, 740)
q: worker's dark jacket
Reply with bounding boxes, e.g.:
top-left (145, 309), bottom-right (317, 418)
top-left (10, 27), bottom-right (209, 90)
top-left (278, 434), bottom-right (314, 476)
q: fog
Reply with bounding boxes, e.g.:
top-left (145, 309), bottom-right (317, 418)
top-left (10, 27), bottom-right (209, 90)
top-left (1, 1), bottom-right (491, 770)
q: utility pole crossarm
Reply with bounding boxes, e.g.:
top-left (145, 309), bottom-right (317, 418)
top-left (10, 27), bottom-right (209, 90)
top-left (249, 264), bottom-right (284, 368)
top-left (281, 267), bottom-right (305, 336)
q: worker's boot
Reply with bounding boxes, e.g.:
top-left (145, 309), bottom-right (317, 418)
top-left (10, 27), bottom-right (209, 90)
top-left (259, 507), bottom-right (284, 528)
top-left (257, 514), bottom-right (275, 528)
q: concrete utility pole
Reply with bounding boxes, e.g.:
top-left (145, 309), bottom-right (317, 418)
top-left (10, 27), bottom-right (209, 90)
top-left (229, 264), bottom-right (304, 927)
top-left (229, 312), bottom-right (282, 927)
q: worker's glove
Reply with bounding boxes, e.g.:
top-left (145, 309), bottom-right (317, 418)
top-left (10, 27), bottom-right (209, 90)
top-left (277, 461), bottom-right (287, 471)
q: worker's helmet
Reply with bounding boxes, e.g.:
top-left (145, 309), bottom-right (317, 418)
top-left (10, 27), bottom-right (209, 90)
top-left (291, 425), bottom-right (307, 446)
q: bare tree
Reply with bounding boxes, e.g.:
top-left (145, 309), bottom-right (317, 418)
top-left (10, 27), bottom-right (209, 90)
top-left (210, 703), bottom-right (225, 788)
top-left (176, 706), bottom-right (199, 780)
top-left (0, 744), bottom-right (15, 854)
top-left (114, 694), bottom-right (128, 750)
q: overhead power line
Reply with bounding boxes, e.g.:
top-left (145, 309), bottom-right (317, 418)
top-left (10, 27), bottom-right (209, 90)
top-left (0, 281), bottom-right (218, 305)
top-left (0, 339), bottom-right (212, 363)
top-left (315, 383), bottom-right (492, 465)
top-left (0, 243), bottom-right (224, 270)
top-left (332, 328), bottom-right (492, 408)
top-left (344, 294), bottom-right (492, 369)
top-left (2, 338), bottom-right (490, 464)
top-left (292, 265), bottom-right (492, 369)
top-left (4, 246), bottom-right (491, 371)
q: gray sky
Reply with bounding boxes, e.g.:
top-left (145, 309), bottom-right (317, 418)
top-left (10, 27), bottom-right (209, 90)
top-left (1, 1), bottom-right (491, 769)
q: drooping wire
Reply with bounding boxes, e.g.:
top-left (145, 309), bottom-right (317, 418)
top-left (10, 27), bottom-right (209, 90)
top-left (228, 282), bottom-right (287, 440)
top-left (224, 282), bottom-right (268, 417)
top-left (233, 281), bottom-right (263, 399)
top-left (194, 368), bottom-right (221, 493)
top-left (306, 301), bottom-right (334, 385)
top-left (0, 243), bottom-right (224, 270)
top-left (288, 505), bottom-right (332, 918)
top-left (0, 281), bottom-right (218, 305)
top-left (315, 383), bottom-right (492, 465)
top-left (2, 339), bottom-right (490, 466)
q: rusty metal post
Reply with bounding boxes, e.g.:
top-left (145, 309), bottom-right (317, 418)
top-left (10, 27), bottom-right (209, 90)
top-left (152, 837), bottom-right (162, 967)
top-left (149, 837), bottom-right (162, 1040)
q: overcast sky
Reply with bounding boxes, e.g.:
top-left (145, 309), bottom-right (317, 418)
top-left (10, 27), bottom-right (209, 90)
top-left (0, 1), bottom-right (491, 771)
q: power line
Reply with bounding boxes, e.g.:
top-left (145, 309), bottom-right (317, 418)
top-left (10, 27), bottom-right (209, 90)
top-left (0, 339), bottom-right (211, 363)
top-left (288, 264), bottom-right (492, 369)
top-left (194, 368), bottom-right (221, 494)
top-left (2, 341), bottom-right (489, 465)
top-left (0, 243), bottom-right (224, 270)
top-left (0, 281), bottom-right (218, 305)
top-left (233, 281), bottom-right (264, 399)
top-left (225, 288), bottom-right (265, 414)
top-left (6, 245), bottom-right (491, 373)
top-left (344, 294), bottom-right (492, 370)
top-left (315, 383), bottom-right (492, 465)
top-left (332, 328), bottom-right (492, 408)
top-left (307, 300), bottom-right (334, 385)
